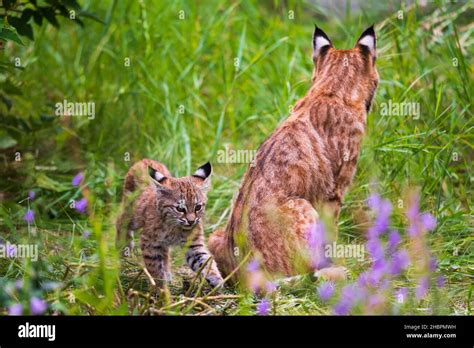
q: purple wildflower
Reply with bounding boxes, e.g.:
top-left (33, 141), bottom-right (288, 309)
top-left (8, 303), bottom-right (23, 316)
top-left (307, 222), bottom-right (330, 269)
top-left (387, 230), bottom-right (401, 254)
top-left (420, 213), bottom-right (436, 231)
top-left (72, 172), bottom-right (84, 187)
top-left (246, 259), bottom-right (260, 273)
top-left (333, 300), bottom-right (351, 315)
top-left (367, 199), bottom-right (392, 238)
top-left (28, 191), bottom-right (35, 200)
top-left (367, 193), bottom-right (382, 210)
top-left (30, 297), bottom-right (47, 315)
top-left (6, 243), bottom-right (17, 258)
top-left (436, 275), bottom-right (446, 288)
top-left (388, 249), bottom-right (410, 275)
top-left (24, 209), bottom-right (34, 223)
top-left (366, 238), bottom-right (384, 262)
top-left (265, 281), bottom-right (277, 294)
top-left (82, 230), bottom-right (91, 239)
top-left (415, 277), bottom-right (429, 300)
top-left (15, 280), bottom-right (23, 289)
top-left (317, 282), bottom-right (335, 301)
top-left (429, 257), bottom-right (438, 272)
top-left (256, 299), bottom-right (270, 315)
top-left (395, 287), bottom-right (408, 303)
top-left (74, 198), bottom-right (88, 214)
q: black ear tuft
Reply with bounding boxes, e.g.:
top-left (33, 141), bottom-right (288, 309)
top-left (312, 25), bottom-right (332, 60)
top-left (356, 25), bottom-right (376, 57)
top-left (192, 162), bottom-right (212, 180)
top-left (149, 166), bottom-right (166, 183)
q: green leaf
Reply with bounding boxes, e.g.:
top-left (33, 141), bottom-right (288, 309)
top-left (0, 133), bottom-right (17, 149)
top-left (36, 173), bottom-right (70, 192)
top-left (40, 7), bottom-right (60, 28)
top-left (0, 27), bottom-right (24, 46)
top-left (9, 17), bottom-right (34, 41)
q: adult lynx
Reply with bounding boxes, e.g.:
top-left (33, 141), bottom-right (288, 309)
top-left (209, 26), bottom-right (379, 280)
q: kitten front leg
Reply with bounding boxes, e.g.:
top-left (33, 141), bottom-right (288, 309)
top-left (141, 236), bottom-right (171, 284)
top-left (186, 229), bottom-right (223, 287)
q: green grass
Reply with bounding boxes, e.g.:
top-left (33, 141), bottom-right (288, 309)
top-left (0, 0), bottom-right (472, 315)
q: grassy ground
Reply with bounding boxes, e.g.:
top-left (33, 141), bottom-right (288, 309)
top-left (0, 0), bottom-right (472, 315)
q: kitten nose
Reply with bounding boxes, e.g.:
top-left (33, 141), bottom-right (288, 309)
top-left (186, 219), bottom-right (196, 225)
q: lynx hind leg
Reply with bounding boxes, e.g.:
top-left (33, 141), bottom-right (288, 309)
top-left (278, 198), bottom-right (347, 281)
top-left (208, 228), bottom-right (232, 278)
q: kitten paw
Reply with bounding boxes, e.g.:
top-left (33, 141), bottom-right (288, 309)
top-left (206, 274), bottom-right (224, 288)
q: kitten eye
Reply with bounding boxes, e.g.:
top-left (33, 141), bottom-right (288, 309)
top-left (176, 206), bottom-right (186, 213)
top-left (195, 204), bottom-right (202, 212)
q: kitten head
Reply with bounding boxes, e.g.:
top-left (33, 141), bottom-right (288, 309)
top-left (148, 162), bottom-right (212, 229)
top-left (311, 25), bottom-right (379, 112)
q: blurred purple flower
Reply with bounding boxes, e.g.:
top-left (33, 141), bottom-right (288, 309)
top-left (317, 282), bottom-right (335, 301)
top-left (387, 230), bottom-right (401, 254)
top-left (82, 230), bottom-right (91, 239)
top-left (388, 249), bottom-right (410, 275)
top-left (24, 209), bottom-right (34, 223)
top-left (436, 275), bottom-right (446, 288)
top-left (72, 172), bottom-right (84, 187)
top-left (15, 280), bottom-right (23, 289)
top-left (256, 299), bottom-right (270, 315)
top-left (6, 243), bottom-right (17, 258)
top-left (265, 281), bottom-right (277, 294)
top-left (396, 287), bottom-right (408, 303)
top-left (30, 297), bottom-right (47, 315)
top-left (307, 222), bottom-right (330, 269)
top-left (429, 257), bottom-right (438, 272)
top-left (333, 300), bottom-right (351, 315)
top-left (8, 303), bottom-right (23, 316)
top-left (246, 259), bottom-right (260, 273)
top-left (367, 199), bottom-right (392, 238)
top-left (368, 292), bottom-right (385, 308)
top-left (367, 193), bottom-right (381, 210)
top-left (420, 213), bottom-right (436, 231)
top-left (366, 238), bottom-right (384, 262)
top-left (28, 191), bottom-right (35, 200)
top-left (74, 198), bottom-right (88, 214)
top-left (415, 277), bottom-right (429, 300)
top-left (407, 195), bottom-right (420, 221)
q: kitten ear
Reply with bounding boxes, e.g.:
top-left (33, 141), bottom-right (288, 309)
top-left (312, 25), bottom-right (332, 61)
top-left (192, 162), bottom-right (212, 192)
top-left (149, 166), bottom-right (167, 186)
top-left (356, 25), bottom-right (376, 58)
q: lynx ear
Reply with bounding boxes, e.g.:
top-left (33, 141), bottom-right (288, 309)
top-left (356, 25), bottom-right (376, 58)
top-left (312, 25), bottom-right (332, 61)
top-left (149, 166), bottom-right (167, 185)
top-left (192, 162), bottom-right (212, 192)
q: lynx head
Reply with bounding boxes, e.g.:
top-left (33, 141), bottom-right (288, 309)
top-left (148, 162), bottom-right (212, 230)
top-left (311, 25), bottom-right (379, 112)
